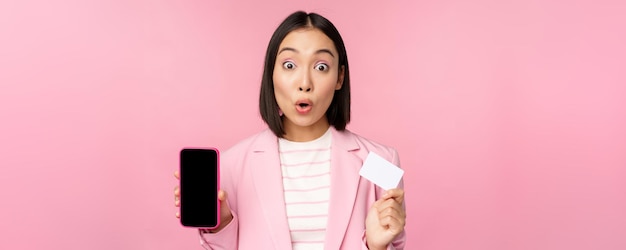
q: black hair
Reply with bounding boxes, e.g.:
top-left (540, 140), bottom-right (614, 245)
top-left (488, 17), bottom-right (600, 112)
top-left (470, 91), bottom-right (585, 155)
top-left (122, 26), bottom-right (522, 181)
top-left (259, 11), bottom-right (351, 137)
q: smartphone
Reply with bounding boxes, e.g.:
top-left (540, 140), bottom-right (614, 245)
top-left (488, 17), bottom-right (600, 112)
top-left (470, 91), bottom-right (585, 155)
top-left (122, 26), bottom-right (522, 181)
top-left (179, 148), bottom-right (220, 228)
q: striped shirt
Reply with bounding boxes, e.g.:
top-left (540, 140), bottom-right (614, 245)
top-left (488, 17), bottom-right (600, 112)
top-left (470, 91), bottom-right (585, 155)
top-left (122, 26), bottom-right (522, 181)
top-left (278, 128), bottom-right (332, 250)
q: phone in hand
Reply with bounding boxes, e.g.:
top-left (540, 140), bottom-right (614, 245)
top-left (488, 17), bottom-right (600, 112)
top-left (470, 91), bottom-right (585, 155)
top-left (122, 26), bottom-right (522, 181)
top-left (179, 148), bottom-right (220, 228)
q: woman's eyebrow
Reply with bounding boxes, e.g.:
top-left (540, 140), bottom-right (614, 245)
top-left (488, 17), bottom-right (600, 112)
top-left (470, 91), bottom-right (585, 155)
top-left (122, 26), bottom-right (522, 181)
top-left (278, 47), bottom-right (335, 58)
top-left (316, 49), bottom-right (335, 58)
top-left (278, 47), bottom-right (298, 55)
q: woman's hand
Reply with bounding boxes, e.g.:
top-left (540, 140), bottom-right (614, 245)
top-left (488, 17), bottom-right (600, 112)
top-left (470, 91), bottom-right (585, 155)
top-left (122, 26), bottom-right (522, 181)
top-left (174, 171), bottom-right (234, 232)
top-left (365, 188), bottom-right (406, 250)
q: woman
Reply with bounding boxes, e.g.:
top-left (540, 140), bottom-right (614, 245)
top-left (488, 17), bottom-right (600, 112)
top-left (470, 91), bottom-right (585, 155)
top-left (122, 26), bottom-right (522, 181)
top-left (174, 11), bottom-right (406, 250)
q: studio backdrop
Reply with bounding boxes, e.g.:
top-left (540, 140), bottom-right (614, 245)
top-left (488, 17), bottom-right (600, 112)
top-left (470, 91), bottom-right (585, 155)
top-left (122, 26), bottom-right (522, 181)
top-left (1, 0), bottom-right (624, 249)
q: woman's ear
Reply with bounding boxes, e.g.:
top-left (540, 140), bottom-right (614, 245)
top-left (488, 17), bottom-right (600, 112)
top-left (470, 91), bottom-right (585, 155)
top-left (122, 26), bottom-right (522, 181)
top-left (336, 65), bottom-right (345, 90)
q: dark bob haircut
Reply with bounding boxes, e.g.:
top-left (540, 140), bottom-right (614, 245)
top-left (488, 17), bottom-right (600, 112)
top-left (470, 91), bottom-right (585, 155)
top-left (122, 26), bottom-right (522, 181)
top-left (259, 11), bottom-right (351, 138)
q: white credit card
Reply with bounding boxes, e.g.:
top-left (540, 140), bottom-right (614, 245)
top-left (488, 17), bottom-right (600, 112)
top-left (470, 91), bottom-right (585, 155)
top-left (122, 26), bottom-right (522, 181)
top-left (359, 152), bottom-right (404, 190)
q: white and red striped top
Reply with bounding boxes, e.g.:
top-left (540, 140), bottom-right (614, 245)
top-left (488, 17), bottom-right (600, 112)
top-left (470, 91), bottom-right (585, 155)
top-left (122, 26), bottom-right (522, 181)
top-left (278, 128), bottom-right (332, 250)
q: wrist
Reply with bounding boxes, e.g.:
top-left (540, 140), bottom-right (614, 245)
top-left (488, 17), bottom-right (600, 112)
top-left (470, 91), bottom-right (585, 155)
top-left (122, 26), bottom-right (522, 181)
top-left (366, 242), bottom-right (386, 250)
top-left (207, 214), bottom-right (234, 233)
top-left (365, 237), bottom-right (386, 250)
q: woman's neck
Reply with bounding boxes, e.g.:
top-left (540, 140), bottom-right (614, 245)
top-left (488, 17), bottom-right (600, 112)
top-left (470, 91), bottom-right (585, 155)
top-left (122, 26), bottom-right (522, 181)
top-left (282, 119), bottom-right (331, 142)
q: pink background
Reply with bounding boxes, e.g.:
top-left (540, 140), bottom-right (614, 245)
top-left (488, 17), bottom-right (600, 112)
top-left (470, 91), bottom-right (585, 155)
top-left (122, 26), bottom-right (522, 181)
top-left (1, 0), bottom-right (625, 249)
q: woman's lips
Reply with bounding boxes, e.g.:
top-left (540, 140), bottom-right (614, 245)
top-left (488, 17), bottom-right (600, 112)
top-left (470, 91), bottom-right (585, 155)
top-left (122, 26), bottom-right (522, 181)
top-left (295, 100), bottom-right (312, 114)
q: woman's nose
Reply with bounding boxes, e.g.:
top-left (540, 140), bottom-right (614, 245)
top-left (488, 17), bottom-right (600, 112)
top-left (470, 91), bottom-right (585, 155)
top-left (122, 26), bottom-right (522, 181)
top-left (297, 70), bottom-right (313, 92)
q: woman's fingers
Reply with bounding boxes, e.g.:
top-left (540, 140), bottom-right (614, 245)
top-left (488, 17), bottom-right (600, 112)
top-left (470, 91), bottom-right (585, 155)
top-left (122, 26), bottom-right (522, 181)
top-left (383, 188), bottom-right (404, 204)
top-left (376, 192), bottom-right (404, 214)
top-left (378, 212), bottom-right (404, 233)
top-left (374, 190), bottom-right (406, 232)
top-left (377, 203), bottom-right (404, 222)
top-left (174, 186), bottom-right (180, 206)
top-left (218, 190), bottom-right (227, 201)
top-left (174, 171), bottom-right (181, 218)
top-left (218, 190), bottom-right (231, 217)
top-left (378, 203), bottom-right (402, 217)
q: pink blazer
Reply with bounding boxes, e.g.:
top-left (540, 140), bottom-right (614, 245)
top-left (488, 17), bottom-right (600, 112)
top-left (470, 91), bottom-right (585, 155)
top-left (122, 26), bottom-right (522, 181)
top-left (199, 127), bottom-right (406, 250)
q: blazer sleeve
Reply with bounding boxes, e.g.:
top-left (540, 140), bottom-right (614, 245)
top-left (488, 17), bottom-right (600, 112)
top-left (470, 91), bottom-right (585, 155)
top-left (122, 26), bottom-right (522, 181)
top-left (360, 148), bottom-right (407, 250)
top-left (198, 213), bottom-right (239, 250)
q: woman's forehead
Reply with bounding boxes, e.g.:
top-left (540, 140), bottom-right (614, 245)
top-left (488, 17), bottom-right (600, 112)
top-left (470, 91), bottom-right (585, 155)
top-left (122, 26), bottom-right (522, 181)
top-left (278, 28), bottom-right (337, 55)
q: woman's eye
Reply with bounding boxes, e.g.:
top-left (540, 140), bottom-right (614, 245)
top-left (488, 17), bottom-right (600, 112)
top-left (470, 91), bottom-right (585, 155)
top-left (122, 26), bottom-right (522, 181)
top-left (315, 63), bottom-right (329, 71)
top-left (283, 61), bottom-right (296, 69)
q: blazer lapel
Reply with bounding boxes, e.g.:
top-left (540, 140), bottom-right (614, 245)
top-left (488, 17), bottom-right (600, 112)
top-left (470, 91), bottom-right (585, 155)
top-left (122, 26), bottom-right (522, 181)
top-left (249, 130), bottom-right (293, 250)
top-left (324, 128), bottom-right (362, 249)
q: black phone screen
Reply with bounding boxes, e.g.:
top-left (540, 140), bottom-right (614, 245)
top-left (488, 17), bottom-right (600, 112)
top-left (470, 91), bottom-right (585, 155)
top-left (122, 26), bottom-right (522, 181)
top-left (180, 148), bottom-right (219, 228)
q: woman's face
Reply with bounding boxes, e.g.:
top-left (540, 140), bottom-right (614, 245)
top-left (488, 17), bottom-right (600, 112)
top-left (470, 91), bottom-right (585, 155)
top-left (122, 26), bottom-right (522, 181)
top-left (273, 28), bottom-right (344, 139)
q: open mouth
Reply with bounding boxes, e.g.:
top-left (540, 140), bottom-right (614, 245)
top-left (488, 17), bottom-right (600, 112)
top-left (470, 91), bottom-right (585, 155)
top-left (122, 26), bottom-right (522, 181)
top-left (295, 100), bottom-right (312, 113)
